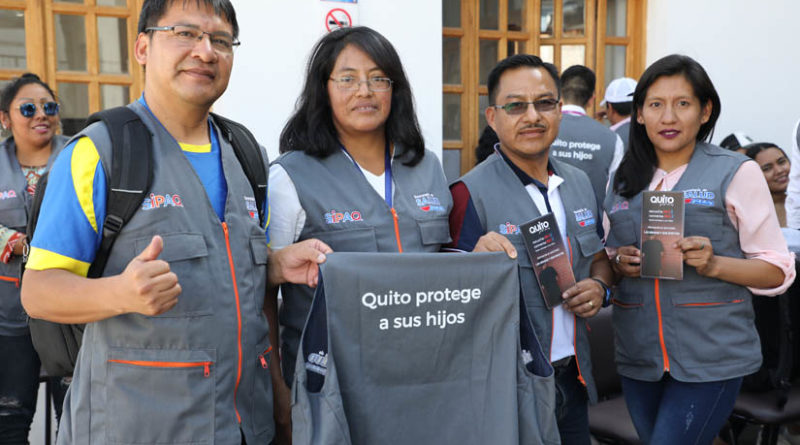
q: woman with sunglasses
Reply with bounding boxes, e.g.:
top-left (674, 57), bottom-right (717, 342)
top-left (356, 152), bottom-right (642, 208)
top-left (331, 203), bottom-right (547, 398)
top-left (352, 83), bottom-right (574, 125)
top-left (0, 73), bottom-right (69, 442)
top-left (604, 55), bottom-right (794, 444)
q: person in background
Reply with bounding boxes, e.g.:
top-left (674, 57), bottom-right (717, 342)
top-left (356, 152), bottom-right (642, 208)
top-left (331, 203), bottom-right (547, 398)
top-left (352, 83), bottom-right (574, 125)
top-left (474, 125), bottom-right (499, 165)
top-left (719, 131), bottom-right (754, 154)
top-left (785, 119), bottom-right (800, 229)
top-left (0, 73), bottom-right (69, 443)
top-left (606, 54), bottom-right (794, 444)
top-left (600, 77), bottom-right (637, 151)
top-left (550, 65), bottom-right (624, 203)
top-left (745, 142), bottom-right (790, 227)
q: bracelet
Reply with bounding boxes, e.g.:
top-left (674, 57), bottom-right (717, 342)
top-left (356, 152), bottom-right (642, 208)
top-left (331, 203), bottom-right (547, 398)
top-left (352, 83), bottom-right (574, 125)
top-left (590, 277), bottom-right (612, 307)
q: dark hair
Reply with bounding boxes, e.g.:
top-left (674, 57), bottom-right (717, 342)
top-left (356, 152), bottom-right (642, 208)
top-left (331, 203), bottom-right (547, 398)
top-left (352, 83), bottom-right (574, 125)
top-left (487, 54), bottom-right (561, 105)
top-left (279, 26), bottom-right (425, 166)
top-left (561, 65), bottom-right (595, 106)
top-left (138, 0), bottom-right (238, 38)
top-left (745, 142), bottom-right (788, 161)
top-left (474, 125), bottom-right (499, 165)
top-left (0, 73), bottom-right (57, 113)
top-left (609, 101), bottom-right (632, 116)
top-left (613, 54), bottom-right (721, 198)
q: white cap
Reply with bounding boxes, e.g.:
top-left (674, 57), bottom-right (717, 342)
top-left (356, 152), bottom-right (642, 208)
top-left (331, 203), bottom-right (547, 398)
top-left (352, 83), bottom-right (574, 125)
top-left (600, 77), bottom-right (637, 106)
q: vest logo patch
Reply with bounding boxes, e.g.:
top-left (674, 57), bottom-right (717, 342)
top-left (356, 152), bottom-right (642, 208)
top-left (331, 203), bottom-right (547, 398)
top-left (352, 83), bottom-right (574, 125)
top-left (683, 189), bottom-right (716, 207)
top-left (414, 193), bottom-right (445, 212)
top-left (0, 190), bottom-right (17, 200)
top-left (573, 208), bottom-right (596, 227)
top-left (305, 350), bottom-right (328, 376)
top-left (244, 196), bottom-right (258, 220)
top-left (141, 193), bottom-right (184, 210)
top-left (609, 200), bottom-right (629, 214)
top-left (498, 222), bottom-right (520, 235)
top-left (324, 209), bottom-right (363, 224)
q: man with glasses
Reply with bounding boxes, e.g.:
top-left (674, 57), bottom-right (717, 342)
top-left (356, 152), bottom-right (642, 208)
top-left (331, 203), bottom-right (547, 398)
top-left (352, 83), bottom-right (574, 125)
top-left (449, 54), bottom-right (613, 445)
top-left (21, 1), bottom-right (329, 443)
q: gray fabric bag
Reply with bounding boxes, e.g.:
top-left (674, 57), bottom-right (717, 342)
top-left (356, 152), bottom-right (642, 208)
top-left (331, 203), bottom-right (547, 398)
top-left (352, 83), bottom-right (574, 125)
top-left (292, 252), bottom-right (560, 445)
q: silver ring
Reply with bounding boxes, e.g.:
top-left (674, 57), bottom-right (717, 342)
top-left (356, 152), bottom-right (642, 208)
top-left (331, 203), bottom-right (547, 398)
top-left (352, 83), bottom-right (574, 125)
top-left (615, 254), bottom-right (621, 265)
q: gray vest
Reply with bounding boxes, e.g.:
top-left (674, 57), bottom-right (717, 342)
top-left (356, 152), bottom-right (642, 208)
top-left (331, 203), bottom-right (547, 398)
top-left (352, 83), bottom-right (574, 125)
top-left (274, 148), bottom-right (452, 384)
top-left (614, 121), bottom-right (630, 152)
top-left (57, 102), bottom-right (274, 444)
top-left (291, 252), bottom-right (560, 445)
top-left (0, 135), bottom-right (67, 335)
top-left (604, 142), bottom-right (761, 382)
top-left (460, 153), bottom-right (604, 403)
top-left (551, 114), bottom-right (618, 203)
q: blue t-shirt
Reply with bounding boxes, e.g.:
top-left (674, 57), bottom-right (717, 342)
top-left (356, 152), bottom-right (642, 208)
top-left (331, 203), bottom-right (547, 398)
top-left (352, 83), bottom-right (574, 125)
top-left (28, 102), bottom-right (266, 276)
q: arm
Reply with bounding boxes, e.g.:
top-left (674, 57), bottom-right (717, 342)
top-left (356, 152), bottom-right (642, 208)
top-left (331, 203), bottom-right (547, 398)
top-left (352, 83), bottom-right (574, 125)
top-left (681, 160), bottom-right (794, 293)
top-left (563, 250), bottom-right (613, 318)
top-left (22, 235), bottom-right (180, 323)
top-left (449, 181), bottom-right (516, 257)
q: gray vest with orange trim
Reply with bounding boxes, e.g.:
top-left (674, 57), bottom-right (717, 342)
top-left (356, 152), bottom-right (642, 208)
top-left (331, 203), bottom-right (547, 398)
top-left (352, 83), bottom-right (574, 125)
top-left (0, 135), bottom-right (67, 335)
top-left (56, 101), bottom-right (273, 444)
top-left (459, 152), bottom-right (604, 403)
top-left (604, 142), bottom-right (761, 382)
top-left (551, 113), bottom-right (618, 203)
top-left (274, 147), bottom-right (452, 385)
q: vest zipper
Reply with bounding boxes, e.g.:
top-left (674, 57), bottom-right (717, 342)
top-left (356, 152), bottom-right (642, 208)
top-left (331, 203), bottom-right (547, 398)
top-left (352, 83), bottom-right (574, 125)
top-left (654, 279), bottom-right (670, 372)
top-left (258, 346), bottom-right (272, 369)
top-left (107, 359), bottom-right (212, 377)
top-left (0, 276), bottom-right (20, 288)
top-left (390, 207), bottom-right (404, 253)
top-left (222, 222), bottom-right (244, 424)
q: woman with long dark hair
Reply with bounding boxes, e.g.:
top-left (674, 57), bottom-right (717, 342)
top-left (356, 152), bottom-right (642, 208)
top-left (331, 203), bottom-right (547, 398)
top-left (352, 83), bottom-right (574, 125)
top-left (605, 55), bottom-right (794, 444)
top-left (0, 73), bottom-right (69, 443)
top-left (745, 142), bottom-right (790, 227)
top-left (266, 26), bottom-right (453, 441)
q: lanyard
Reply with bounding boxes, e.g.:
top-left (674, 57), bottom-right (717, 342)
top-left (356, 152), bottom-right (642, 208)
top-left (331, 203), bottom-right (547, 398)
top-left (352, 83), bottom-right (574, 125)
top-left (340, 141), bottom-right (393, 207)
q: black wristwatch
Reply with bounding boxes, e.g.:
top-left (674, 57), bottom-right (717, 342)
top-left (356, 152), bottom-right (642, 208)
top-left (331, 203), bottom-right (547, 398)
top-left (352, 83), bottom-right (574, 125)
top-left (591, 277), bottom-right (612, 307)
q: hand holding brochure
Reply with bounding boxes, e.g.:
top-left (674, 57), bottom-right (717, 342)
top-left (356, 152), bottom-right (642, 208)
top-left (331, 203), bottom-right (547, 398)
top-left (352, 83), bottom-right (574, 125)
top-left (640, 191), bottom-right (685, 280)
top-left (520, 214), bottom-right (576, 309)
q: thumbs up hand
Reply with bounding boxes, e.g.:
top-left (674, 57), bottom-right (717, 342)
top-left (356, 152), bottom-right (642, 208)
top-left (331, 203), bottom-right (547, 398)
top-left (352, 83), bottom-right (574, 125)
top-left (118, 235), bottom-right (182, 316)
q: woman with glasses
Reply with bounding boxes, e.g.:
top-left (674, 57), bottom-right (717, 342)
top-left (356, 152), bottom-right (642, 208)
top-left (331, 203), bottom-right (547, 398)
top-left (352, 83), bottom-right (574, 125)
top-left (605, 55), bottom-right (794, 444)
top-left (266, 26), bottom-right (453, 441)
top-left (0, 72), bottom-right (69, 443)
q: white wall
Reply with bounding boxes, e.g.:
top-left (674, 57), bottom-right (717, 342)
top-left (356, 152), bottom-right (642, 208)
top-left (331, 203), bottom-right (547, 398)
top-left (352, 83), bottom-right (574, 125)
top-left (647, 0), bottom-right (800, 151)
top-left (215, 0), bottom-right (443, 161)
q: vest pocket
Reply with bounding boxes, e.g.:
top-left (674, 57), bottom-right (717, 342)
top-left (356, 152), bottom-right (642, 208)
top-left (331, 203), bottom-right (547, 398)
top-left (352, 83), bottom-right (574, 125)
top-left (415, 217), bottom-right (452, 246)
top-left (105, 348), bottom-right (216, 444)
top-left (134, 232), bottom-right (212, 317)
top-left (252, 341), bottom-right (274, 436)
top-left (608, 218), bottom-right (637, 247)
top-left (575, 230), bottom-right (604, 258)
top-left (308, 227), bottom-right (378, 252)
top-left (671, 293), bottom-right (756, 366)
top-left (611, 293), bottom-right (653, 366)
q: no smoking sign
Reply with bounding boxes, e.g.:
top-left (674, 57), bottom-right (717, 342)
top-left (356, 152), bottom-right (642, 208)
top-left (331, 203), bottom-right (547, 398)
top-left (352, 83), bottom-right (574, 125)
top-left (326, 8), bottom-right (352, 32)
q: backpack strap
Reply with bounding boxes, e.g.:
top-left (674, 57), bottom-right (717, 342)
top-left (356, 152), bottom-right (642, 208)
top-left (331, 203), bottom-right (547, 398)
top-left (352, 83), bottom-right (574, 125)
top-left (85, 107), bottom-right (153, 277)
top-left (210, 113), bottom-right (268, 226)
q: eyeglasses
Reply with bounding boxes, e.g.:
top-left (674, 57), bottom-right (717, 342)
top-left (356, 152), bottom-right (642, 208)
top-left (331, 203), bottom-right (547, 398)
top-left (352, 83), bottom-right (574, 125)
top-left (145, 25), bottom-right (240, 54)
top-left (19, 102), bottom-right (60, 118)
top-left (492, 98), bottom-right (560, 115)
top-left (329, 76), bottom-right (393, 92)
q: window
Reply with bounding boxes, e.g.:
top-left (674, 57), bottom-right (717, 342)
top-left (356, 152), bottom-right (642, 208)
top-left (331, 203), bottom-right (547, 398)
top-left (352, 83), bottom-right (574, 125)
top-left (442, 0), bottom-right (646, 179)
top-left (0, 0), bottom-right (142, 135)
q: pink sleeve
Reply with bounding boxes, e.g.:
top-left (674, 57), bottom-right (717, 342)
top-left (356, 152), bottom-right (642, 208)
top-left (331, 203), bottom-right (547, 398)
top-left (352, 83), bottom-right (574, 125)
top-left (725, 160), bottom-right (796, 295)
